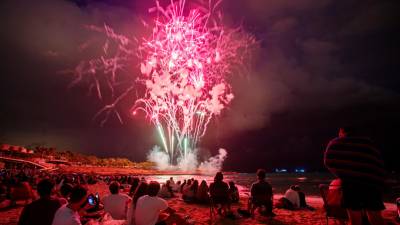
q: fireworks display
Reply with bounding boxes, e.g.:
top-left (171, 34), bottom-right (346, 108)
top-left (73, 0), bottom-right (255, 169)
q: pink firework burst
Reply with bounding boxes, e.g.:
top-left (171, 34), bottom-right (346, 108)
top-left (71, 0), bottom-right (255, 165)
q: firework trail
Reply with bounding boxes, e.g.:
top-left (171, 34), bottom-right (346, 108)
top-left (71, 0), bottom-right (255, 169)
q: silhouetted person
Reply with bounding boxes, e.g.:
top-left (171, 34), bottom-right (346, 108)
top-left (325, 127), bottom-right (386, 225)
top-left (127, 182), bottom-right (148, 225)
top-left (19, 179), bottom-right (62, 225)
top-left (209, 172), bottom-right (231, 215)
top-left (228, 181), bottom-right (239, 203)
top-left (129, 177), bottom-right (140, 197)
top-left (59, 183), bottom-right (73, 205)
top-left (248, 169), bottom-right (274, 216)
top-left (196, 180), bottom-right (210, 204)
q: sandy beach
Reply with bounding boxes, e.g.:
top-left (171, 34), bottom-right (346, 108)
top-left (1, 182), bottom-right (398, 225)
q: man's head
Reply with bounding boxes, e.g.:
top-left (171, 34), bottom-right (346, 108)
top-left (256, 169), bottom-right (266, 180)
top-left (69, 185), bottom-right (87, 210)
top-left (37, 178), bottom-right (54, 198)
top-left (60, 183), bottom-right (73, 198)
top-left (147, 181), bottom-right (160, 197)
top-left (339, 126), bottom-right (355, 138)
top-left (109, 181), bottom-right (120, 194)
top-left (214, 172), bottom-right (224, 182)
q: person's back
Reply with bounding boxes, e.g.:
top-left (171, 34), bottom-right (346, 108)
top-left (52, 185), bottom-right (87, 225)
top-left (248, 169), bottom-right (274, 216)
top-left (250, 179), bottom-right (272, 202)
top-left (228, 182), bottom-right (239, 203)
top-left (284, 187), bottom-right (300, 208)
top-left (324, 127), bottom-right (386, 225)
top-left (196, 181), bottom-right (209, 203)
top-left (102, 193), bottom-right (131, 219)
top-left (325, 136), bottom-right (385, 189)
top-left (18, 179), bottom-right (62, 225)
top-left (209, 180), bottom-right (229, 200)
top-left (135, 181), bottom-right (168, 225)
top-left (52, 204), bottom-right (81, 225)
top-left (158, 184), bottom-right (172, 198)
top-left (135, 195), bottom-right (168, 225)
top-left (102, 181), bottom-right (131, 220)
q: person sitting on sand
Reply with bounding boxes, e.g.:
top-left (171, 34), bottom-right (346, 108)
top-left (209, 172), bottom-right (231, 216)
top-left (183, 180), bottom-right (198, 202)
top-left (276, 185), bottom-right (299, 210)
top-left (158, 180), bottom-right (174, 198)
top-left (172, 181), bottom-right (181, 192)
top-left (182, 180), bottom-right (192, 199)
top-left (102, 181), bottom-right (132, 220)
top-left (180, 180), bottom-right (186, 193)
top-left (52, 185), bottom-right (88, 225)
top-left (196, 180), bottom-right (210, 204)
top-left (248, 169), bottom-right (274, 216)
top-left (292, 185), bottom-right (314, 210)
top-left (18, 179), bottom-right (62, 225)
top-left (166, 180), bottom-right (174, 196)
top-left (228, 181), bottom-right (239, 203)
top-left (135, 181), bottom-right (188, 225)
top-left (58, 183), bottom-right (73, 205)
top-left (169, 177), bottom-right (175, 187)
top-left (129, 177), bottom-right (140, 197)
top-left (127, 182), bottom-right (148, 225)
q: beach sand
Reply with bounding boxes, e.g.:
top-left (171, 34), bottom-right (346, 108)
top-left (1, 182), bottom-right (398, 225)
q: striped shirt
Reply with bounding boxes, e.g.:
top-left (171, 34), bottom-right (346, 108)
top-left (324, 137), bottom-right (385, 189)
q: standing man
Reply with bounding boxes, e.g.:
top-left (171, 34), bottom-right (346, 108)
top-left (324, 127), bottom-right (386, 225)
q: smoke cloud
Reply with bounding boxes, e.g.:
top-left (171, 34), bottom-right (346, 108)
top-left (199, 148), bottom-right (228, 174)
top-left (148, 146), bottom-right (227, 172)
top-left (147, 146), bottom-right (170, 170)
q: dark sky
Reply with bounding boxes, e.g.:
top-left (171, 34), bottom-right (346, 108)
top-left (0, 0), bottom-right (399, 172)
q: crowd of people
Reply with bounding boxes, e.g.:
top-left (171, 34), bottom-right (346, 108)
top-left (0, 166), bottom-right (319, 225)
top-left (0, 126), bottom-right (398, 225)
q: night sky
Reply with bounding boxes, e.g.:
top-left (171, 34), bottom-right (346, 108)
top-left (1, 0), bottom-right (399, 172)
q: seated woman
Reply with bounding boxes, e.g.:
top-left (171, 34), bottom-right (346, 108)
top-left (127, 182), bottom-right (148, 225)
top-left (159, 181), bottom-right (174, 199)
top-left (209, 172), bottom-right (231, 215)
top-left (228, 181), bottom-right (239, 203)
top-left (195, 180), bottom-right (210, 204)
top-left (182, 180), bottom-right (198, 202)
top-left (172, 181), bottom-right (181, 192)
top-left (128, 177), bottom-right (140, 197)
